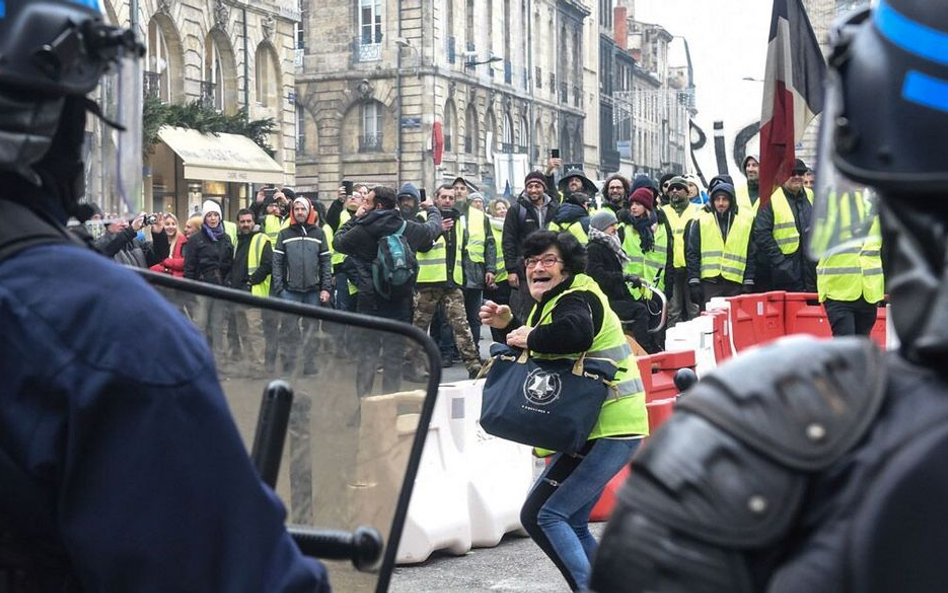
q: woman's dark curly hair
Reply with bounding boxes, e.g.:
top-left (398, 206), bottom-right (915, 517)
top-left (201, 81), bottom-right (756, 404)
top-left (521, 230), bottom-right (587, 276)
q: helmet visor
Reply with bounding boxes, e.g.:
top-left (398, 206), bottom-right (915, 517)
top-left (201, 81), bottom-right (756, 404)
top-left (809, 73), bottom-right (882, 260)
top-left (85, 47), bottom-right (143, 222)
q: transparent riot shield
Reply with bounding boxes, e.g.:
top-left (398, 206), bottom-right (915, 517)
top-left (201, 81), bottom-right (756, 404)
top-left (140, 271), bottom-right (441, 593)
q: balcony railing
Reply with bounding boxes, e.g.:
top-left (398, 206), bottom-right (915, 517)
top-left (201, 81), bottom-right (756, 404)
top-left (359, 133), bottom-right (383, 152)
top-left (353, 37), bottom-right (382, 63)
top-left (144, 70), bottom-right (161, 100)
top-left (559, 82), bottom-right (568, 104)
top-left (200, 81), bottom-right (218, 110)
top-left (500, 142), bottom-right (514, 154)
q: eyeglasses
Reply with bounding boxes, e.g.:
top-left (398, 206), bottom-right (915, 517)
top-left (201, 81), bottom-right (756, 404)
top-left (668, 185), bottom-right (687, 192)
top-left (524, 255), bottom-right (564, 269)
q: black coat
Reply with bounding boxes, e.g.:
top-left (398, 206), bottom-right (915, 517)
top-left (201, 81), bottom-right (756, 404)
top-left (333, 207), bottom-right (442, 307)
top-left (502, 194), bottom-right (558, 274)
top-left (753, 188), bottom-right (816, 292)
top-left (184, 229), bottom-right (233, 285)
top-left (586, 239), bottom-right (644, 321)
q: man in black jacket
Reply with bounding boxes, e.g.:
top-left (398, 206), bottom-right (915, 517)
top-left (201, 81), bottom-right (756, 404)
top-left (227, 208), bottom-right (273, 367)
top-left (334, 185), bottom-right (442, 395)
top-left (94, 211), bottom-right (169, 268)
top-left (753, 158), bottom-right (817, 292)
top-left (272, 197), bottom-right (331, 374)
top-left (503, 171), bottom-right (558, 322)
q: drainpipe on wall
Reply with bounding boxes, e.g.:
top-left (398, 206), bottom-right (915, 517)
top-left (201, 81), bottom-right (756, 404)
top-left (243, 7), bottom-right (250, 109)
top-left (527, 0), bottom-right (534, 174)
top-left (396, 0), bottom-right (403, 188)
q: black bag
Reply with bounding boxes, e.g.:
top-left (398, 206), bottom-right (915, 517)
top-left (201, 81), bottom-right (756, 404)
top-left (480, 343), bottom-right (619, 453)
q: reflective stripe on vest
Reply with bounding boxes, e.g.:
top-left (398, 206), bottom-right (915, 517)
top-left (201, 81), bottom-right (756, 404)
top-left (331, 210), bottom-right (351, 266)
top-left (770, 188), bottom-right (814, 255)
top-left (264, 215), bottom-right (289, 243)
top-left (490, 218), bottom-right (508, 283)
top-left (528, 274), bottom-right (649, 438)
top-left (417, 215), bottom-right (464, 285)
top-left (698, 210), bottom-right (754, 283)
top-left (817, 204), bottom-right (884, 303)
top-left (247, 232), bottom-right (272, 298)
top-left (467, 208), bottom-right (487, 264)
top-left (665, 203), bottom-right (702, 268)
top-left (620, 221), bottom-right (665, 298)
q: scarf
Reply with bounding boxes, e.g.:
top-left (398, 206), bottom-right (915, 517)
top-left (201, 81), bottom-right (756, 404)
top-left (588, 227), bottom-right (631, 265)
top-left (631, 214), bottom-right (655, 253)
top-left (203, 222), bottom-right (225, 242)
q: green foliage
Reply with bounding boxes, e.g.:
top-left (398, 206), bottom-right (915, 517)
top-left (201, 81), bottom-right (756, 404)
top-left (142, 96), bottom-right (277, 157)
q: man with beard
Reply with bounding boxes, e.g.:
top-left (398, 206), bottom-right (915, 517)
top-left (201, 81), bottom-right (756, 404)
top-left (663, 177), bottom-right (703, 326)
top-left (227, 208), bottom-right (273, 367)
top-left (600, 174), bottom-right (631, 215)
top-left (736, 155), bottom-right (761, 214)
top-left (754, 159), bottom-right (817, 292)
top-left (327, 183), bottom-right (365, 314)
top-left (503, 171), bottom-right (558, 322)
top-left (397, 182), bottom-right (423, 221)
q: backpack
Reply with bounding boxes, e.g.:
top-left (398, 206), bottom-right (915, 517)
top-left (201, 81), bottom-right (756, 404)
top-left (372, 220), bottom-right (417, 299)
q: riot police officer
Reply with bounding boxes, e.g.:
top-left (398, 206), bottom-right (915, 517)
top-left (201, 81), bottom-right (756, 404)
top-left (0, 2), bottom-right (329, 590)
top-left (590, 2), bottom-right (948, 591)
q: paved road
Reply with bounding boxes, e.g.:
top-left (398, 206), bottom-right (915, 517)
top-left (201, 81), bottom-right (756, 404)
top-left (388, 524), bottom-right (606, 593)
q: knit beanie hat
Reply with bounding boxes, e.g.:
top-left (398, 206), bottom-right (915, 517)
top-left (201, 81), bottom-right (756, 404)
top-left (629, 187), bottom-right (655, 211)
top-left (202, 199), bottom-right (222, 219)
top-left (524, 171), bottom-right (548, 189)
top-left (589, 210), bottom-right (618, 232)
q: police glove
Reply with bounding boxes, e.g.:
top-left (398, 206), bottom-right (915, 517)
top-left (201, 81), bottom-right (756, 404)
top-left (689, 283), bottom-right (703, 307)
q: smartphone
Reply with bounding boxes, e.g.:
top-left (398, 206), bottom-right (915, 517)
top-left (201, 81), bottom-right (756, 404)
top-left (263, 186), bottom-right (276, 201)
top-left (342, 180), bottom-right (354, 195)
top-left (419, 188), bottom-right (427, 203)
top-left (551, 149), bottom-right (560, 159)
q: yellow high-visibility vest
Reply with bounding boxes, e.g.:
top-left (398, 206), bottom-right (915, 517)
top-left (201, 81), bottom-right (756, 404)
top-left (665, 203), bottom-right (703, 268)
top-left (697, 210), bottom-right (755, 283)
top-left (817, 196), bottom-right (884, 303)
top-left (331, 209), bottom-right (351, 268)
top-left (466, 208), bottom-right (487, 264)
top-left (264, 214), bottom-right (289, 244)
top-left (223, 220), bottom-right (237, 251)
top-left (770, 187), bottom-right (814, 255)
top-left (417, 214), bottom-right (464, 285)
top-left (490, 217), bottom-right (508, 284)
top-left (247, 232), bottom-right (271, 298)
top-left (552, 220), bottom-right (589, 245)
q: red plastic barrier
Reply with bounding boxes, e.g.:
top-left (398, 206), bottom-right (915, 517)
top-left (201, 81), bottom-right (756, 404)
top-left (706, 309), bottom-right (734, 363)
top-left (590, 397), bottom-right (679, 522)
top-left (784, 293), bottom-right (832, 338)
top-left (728, 292), bottom-right (786, 352)
top-left (636, 350), bottom-right (697, 403)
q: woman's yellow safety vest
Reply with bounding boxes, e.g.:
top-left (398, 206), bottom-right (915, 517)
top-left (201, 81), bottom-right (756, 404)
top-left (698, 211), bottom-right (754, 283)
top-left (529, 274), bottom-right (649, 441)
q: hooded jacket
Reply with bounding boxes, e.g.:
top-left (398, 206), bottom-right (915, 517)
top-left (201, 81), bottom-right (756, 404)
top-left (556, 169), bottom-right (599, 200)
top-left (397, 182), bottom-right (422, 219)
top-left (552, 202), bottom-right (591, 239)
top-left (271, 199), bottom-right (331, 295)
top-left (334, 206), bottom-right (443, 306)
top-left (686, 183), bottom-right (757, 285)
top-left (502, 192), bottom-right (558, 274)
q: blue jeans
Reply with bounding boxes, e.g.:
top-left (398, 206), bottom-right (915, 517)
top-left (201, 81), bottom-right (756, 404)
top-left (521, 438), bottom-right (641, 591)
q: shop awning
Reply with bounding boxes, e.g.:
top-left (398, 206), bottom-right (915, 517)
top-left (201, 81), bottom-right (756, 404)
top-left (158, 126), bottom-right (285, 184)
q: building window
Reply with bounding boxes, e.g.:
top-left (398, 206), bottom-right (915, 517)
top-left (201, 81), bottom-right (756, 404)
top-left (501, 112), bottom-right (513, 154)
top-left (255, 44), bottom-right (276, 108)
top-left (518, 116), bottom-right (529, 153)
top-left (146, 18), bottom-right (170, 102)
top-left (360, 0), bottom-right (382, 44)
top-left (203, 34), bottom-right (223, 111)
top-left (360, 101), bottom-right (383, 152)
top-left (296, 103), bottom-right (306, 153)
top-left (503, 0), bottom-right (511, 62)
top-left (466, 0), bottom-right (475, 50)
top-left (465, 104), bottom-right (478, 154)
top-left (444, 100), bottom-right (456, 153)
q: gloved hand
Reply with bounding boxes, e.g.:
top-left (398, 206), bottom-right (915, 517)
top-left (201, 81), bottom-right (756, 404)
top-left (624, 274), bottom-right (643, 288)
top-left (742, 283), bottom-right (754, 294)
top-left (688, 283), bottom-right (704, 307)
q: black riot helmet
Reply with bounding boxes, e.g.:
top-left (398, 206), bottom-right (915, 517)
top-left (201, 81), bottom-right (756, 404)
top-left (0, 0), bottom-right (145, 220)
top-left (812, 1), bottom-right (948, 365)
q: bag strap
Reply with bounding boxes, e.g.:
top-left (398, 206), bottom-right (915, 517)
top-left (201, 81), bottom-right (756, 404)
top-left (517, 289), bottom-right (594, 364)
top-left (393, 220), bottom-right (407, 238)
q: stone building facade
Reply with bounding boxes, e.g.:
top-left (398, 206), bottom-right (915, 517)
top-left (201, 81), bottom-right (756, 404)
top-left (296, 0), bottom-right (594, 198)
top-left (94, 0), bottom-right (298, 218)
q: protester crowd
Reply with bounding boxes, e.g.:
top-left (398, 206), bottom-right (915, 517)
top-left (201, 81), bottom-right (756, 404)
top-left (92, 154), bottom-right (882, 387)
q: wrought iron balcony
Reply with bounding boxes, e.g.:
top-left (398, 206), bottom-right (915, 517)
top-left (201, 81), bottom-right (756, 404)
top-left (200, 81), bottom-right (218, 110)
top-left (144, 70), bottom-right (161, 100)
top-left (359, 133), bottom-right (383, 152)
top-left (353, 36), bottom-right (382, 63)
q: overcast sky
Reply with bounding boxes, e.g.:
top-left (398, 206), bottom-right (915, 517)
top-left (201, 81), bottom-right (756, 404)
top-left (634, 0), bottom-right (775, 175)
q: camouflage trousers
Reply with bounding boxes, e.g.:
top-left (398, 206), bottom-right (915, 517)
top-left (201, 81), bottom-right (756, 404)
top-left (413, 286), bottom-right (482, 372)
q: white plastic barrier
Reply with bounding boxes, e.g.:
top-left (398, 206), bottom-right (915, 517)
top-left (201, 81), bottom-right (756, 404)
top-left (664, 314), bottom-right (718, 377)
top-left (457, 380), bottom-right (532, 547)
top-left (396, 380), bottom-right (534, 563)
top-left (396, 383), bottom-right (473, 564)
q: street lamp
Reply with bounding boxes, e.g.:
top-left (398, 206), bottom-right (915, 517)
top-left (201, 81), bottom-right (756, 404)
top-left (464, 55), bottom-right (503, 69)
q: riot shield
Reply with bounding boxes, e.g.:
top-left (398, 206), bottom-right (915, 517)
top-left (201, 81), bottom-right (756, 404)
top-left (141, 271), bottom-right (440, 593)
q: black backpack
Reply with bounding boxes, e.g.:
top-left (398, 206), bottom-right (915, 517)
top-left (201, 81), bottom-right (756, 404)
top-left (371, 221), bottom-right (417, 299)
